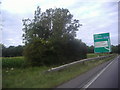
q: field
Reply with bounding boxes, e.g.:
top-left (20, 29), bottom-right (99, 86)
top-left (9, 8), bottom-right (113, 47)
top-left (2, 53), bottom-right (108, 68)
top-left (2, 54), bottom-right (116, 88)
top-left (2, 57), bottom-right (25, 68)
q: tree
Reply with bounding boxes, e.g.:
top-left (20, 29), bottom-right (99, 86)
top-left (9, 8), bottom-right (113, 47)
top-left (118, 44), bottom-right (120, 54)
top-left (87, 45), bottom-right (94, 53)
top-left (0, 44), bottom-right (5, 57)
top-left (22, 7), bottom-right (81, 44)
top-left (1, 44), bottom-right (24, 57)
top-left (111, 45), bottom-right (118, 53)
top-left (22, 7), bottom-right (87, 66)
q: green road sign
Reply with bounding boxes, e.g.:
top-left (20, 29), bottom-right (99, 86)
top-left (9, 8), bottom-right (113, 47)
top-left (93, 33), bottom-right (111, 53)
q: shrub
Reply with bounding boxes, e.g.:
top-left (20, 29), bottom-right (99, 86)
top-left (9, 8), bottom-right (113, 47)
top-left (24, 39), bottom-right (87, 66)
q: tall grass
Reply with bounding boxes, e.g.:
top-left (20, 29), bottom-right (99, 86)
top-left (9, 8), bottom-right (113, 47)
top-left (2, 53), bottom-right (110, 68)
top-left (2, 57), bottom-right (25, 68)
top-left (2, 55), bottom-right (116, 88)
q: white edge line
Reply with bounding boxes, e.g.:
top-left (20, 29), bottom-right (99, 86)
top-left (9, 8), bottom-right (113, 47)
top-left (82, 56), bottom-right (118, 89)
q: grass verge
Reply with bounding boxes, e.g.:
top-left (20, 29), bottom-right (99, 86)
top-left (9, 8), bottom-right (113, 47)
top-left (87, 53), bottom-right (109, 58)
top-left (2, 54), bottom-right (117, 88)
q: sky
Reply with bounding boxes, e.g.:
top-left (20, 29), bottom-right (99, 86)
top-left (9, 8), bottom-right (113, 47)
top-left (0, 0), bottom-right (119, 47)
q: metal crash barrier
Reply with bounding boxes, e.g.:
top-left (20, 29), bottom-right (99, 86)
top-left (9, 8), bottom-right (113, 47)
top-left (46, 54), bottom-right (114, 72)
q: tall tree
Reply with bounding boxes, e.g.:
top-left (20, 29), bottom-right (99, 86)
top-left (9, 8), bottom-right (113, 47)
top-left (22, 7), bottom-right (81, 44)
top-left (22, 7), bottom-right (87, 66)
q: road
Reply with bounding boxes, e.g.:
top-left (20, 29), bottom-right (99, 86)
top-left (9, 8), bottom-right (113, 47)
top-left (84, 55), bottom-right (119, 88)
top-left (57, 55), bottom-right (119, 89)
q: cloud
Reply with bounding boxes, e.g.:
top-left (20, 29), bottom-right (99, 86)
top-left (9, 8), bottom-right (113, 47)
top-left (1, 0), bottom-right (118, 46)
top-left (2, 10), bottom-right (24, 46)
top-left (75, 2), bottom-right (118, 45)
top-left (1, 0), bottom-right (39, 14)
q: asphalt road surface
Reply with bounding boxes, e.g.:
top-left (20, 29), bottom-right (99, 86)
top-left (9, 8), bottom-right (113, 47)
top-left (84, 55), bottom-right (119, 88)
top-left (57, 55), bottom-right (119, 89)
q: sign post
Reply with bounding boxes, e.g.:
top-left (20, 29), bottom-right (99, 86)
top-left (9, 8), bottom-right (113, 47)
top-left (93, 33), bottom-right (111, 53)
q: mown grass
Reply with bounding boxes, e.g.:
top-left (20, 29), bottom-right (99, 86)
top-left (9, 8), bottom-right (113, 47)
top-left (87, 53), bottom-right (109, 58)
top-left (2, 54), bottom-right (116, 88)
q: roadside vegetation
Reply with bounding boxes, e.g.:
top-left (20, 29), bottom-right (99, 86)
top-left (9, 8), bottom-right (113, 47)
top-left (2, 57), bottom-right (25, 68)
top-left (87, 53), bottom-right (110, 58)
top-left (0, 44), bottom-right (119, 58)
top-left (2, 54), bottom-right (116, 88)
top-left (1, 6), bottom-right (119, 88)
top-left (2, 53), bottom-right (111, 69)
top-left (22, 7), bottom-right (87, 66)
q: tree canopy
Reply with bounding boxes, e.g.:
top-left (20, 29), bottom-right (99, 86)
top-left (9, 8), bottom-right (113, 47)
top-left (22, 7), bottom-right (87, 66)
top-left (1, 44), bottom-right (24, 57)
top-left (22, 7), bottom-right (81, 44)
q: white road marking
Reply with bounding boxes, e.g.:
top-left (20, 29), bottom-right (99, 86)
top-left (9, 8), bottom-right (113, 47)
top-left (82, 56), bottom-right (118, 89)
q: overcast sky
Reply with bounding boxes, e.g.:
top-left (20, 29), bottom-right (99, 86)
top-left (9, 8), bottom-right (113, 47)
top-left (1, 0), bottom-right (119, 47)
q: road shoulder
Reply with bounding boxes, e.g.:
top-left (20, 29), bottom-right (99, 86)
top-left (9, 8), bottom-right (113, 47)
top-left (56, 58), bottom-right (115, 88)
